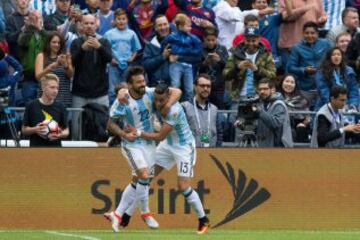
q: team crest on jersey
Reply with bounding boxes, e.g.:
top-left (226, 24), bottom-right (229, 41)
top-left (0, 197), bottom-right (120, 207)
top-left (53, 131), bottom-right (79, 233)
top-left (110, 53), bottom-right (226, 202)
top-left (172, 112), bottom-right (177, 120)
top-left (204, 11), bottom-right (210, 18)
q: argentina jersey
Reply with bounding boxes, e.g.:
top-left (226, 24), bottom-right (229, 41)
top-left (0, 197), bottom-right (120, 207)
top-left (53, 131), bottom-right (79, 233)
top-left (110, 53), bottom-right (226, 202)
top-left (109, 87), bottom-right (156, 146)
top-left (161, 102), bottom-right (194, 146)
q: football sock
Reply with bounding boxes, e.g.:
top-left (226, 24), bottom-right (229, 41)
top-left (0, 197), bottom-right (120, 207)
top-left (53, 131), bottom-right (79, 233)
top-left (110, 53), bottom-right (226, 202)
top-left (115, 182), bottom-right (136, 216)
top-left (183, 187), bottom-right (206, 218)
top-left (126, 179), bottom-right (150, 215)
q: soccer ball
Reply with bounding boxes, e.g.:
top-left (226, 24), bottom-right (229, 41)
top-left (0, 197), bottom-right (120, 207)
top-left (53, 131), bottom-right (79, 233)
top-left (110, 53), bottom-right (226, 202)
top-left (40, 119), bottom-right (60, 137)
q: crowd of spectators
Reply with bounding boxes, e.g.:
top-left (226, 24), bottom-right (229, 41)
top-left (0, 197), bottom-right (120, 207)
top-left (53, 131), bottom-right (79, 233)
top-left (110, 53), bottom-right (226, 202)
top-left (1, 0), bottom-right (360, 147)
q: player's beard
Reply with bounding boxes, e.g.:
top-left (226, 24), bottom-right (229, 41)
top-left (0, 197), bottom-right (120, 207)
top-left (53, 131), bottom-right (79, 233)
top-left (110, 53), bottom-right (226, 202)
top-left (133, 86), bottom-right (146, 96)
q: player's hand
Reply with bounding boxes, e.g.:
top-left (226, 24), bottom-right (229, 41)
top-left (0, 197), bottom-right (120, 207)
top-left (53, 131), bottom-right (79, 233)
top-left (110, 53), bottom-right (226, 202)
top-left (124, 132), bottom-right (137, 142)
top-left (117, 88), bottom-right (129, 104)
top-left (123, 124), bottom-right (136, 133)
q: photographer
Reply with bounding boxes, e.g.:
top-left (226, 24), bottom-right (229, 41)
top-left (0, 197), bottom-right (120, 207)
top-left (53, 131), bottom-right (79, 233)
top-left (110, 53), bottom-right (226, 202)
top-left (252, 78), bottom-right (293, 148)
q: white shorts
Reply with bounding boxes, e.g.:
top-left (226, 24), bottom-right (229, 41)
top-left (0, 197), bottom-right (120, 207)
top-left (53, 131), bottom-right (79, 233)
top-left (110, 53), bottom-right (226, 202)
top-left (155, 141), bottom-right (196, 178)
top-left (121, 144), bottom-right (156, 177)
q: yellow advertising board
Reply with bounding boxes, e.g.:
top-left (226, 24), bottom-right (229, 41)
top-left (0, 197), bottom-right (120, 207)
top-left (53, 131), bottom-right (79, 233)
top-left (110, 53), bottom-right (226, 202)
top-left (0, 148), bottom-right (359, 229)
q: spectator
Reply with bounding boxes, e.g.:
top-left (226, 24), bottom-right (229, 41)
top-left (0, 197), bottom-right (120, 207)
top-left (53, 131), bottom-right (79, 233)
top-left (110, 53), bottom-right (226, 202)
top-left (103, 8), bottom-right (141, 105)
top-left (161, 13), bottom-right (202, 102)
top-left (311, 86), bottom-right (360, 147)
top-left (252, 78), bottom-right (294, 147)
top-left (22, 73), bottom-right (70, 147)
top-left (198, 27), bottom-right (228, 109)
top-left (212, 0), bottom-right (264, 51)
top-left (82, 0), bottom-right (98, 14)
top-left (35, 32), bottom-right (74, 107)
top-left (326, 7), bottom-right (360, 45)
top-left (322, 0), bottom-right (346, 34)
top-left (43, 0), bottom-right (71, 31)
top-left (70, 14), bottom-right (112, 138)
top-left (0, 48), bottom-right (23, 106)
top-left (96, 0), bottom-right (114, 36)
top-left (316, 47), bottom-right (359, 111)
top-left (30, 0), bottom-right (57, 16)
top-left (232, 14), bottom-right (272, 53)
top-left (5, 0), bottom-right (30, 60)
top-left (287, 21), bottom-right (331, 108)
top-left (336, 32), bottom-right (352, 53)
top-left (0, 0), bottom-right (16, 19)
top-left (182, 74), bottom-right (223, 147)
top-left (278, 0), bottom-right (326, 69)
top-left (174, 0), bottom-right (216, 40)
top-left (58, 5), bottom-right (83, 50)
top-left (345, 30), bottom-right (360, 77)
top-left (279, 74), bottom-right (310, 143)
top-left (143, 14), bottom-right (171, 87)
top-left (346, 0), bottom-right (360, 15)
top-left (17, 10), bottom-right (47, 103)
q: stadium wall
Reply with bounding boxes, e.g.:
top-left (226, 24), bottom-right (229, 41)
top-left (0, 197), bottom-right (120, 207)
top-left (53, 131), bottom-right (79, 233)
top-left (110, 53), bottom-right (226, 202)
top-left (0, 148), bottom-right (359, 230)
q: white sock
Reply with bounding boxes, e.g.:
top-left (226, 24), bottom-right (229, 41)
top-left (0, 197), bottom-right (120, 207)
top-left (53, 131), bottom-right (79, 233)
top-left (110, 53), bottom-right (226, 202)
top-left (183, 187), bottom-right (206, 218)
top-left (115, 182), bottom-right (136, 216)
top-left (126, 179), bottom-right (150, 216)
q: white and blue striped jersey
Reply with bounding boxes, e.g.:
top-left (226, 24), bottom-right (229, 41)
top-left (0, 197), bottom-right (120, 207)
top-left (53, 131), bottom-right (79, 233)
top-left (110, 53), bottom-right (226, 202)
top-left (323, 0), bottom-right (346, 30)
top-left (110, 87), bottom-right (156, 147)
top-left (160, 102), bottom-right (194, 146)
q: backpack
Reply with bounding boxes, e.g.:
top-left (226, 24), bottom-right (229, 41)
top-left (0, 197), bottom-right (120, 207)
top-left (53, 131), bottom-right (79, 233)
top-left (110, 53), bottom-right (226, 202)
top-left (82, 103), bottom-right (109, 142)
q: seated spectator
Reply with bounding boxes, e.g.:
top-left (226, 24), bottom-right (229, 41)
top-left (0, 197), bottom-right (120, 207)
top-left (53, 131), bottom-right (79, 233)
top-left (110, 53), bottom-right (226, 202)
top-left (161, 13), bottom-right (202, 102)
top-left (311, 86), bottom-right (360, 148)
top-left (44, 0), bottom-right (71, 31)
top-left (198, 27), bottom-right (228, 109)
top-left (17, 10), bottom-right (47, 103)
top-left (96, 0), bottom-right (114, 36)
top-left (182, 74), bottom-right (223, 147)
top-left (35, 32), bottom-right (74, 107)
top-left (316, 47), bottom-right (359, 111)
top-left (0, 48), bottom-right (23, 106)
top-left (279, 74), bottom-right (310, 143)
top-left (326, 7), bottom-right (360, 45)
top-left (103, 8), bottom-right (141, 105)
top-left (30, 0), bottom-right (57, 16)
top-left (143, 15), bottom-right (171, 87)
top-left (287, 21), bottom-right (331, 108)
top-left (22, 73), bottom-right (69, 147)
top-left (232, 14), bottom-right (272, 53)
top-left (0, 0), bottom-right (16, 19)
top-left (336, 32), bottom-right (352, 53)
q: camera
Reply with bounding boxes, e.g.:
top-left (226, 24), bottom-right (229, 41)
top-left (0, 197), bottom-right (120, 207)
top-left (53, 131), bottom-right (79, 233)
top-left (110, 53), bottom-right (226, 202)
top-left (0, 87), bottom-right (10, 108)
top-left (235, 95), bottom-right (259, 131)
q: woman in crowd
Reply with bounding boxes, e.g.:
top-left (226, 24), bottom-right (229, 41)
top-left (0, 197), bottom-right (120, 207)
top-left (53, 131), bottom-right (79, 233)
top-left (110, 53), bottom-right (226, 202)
top-left (315, 47), bottom-right (359, 111)
top-left (35, 32), bottom-right (73, 107)
top-left (279, 74), bottom-right (311, 142)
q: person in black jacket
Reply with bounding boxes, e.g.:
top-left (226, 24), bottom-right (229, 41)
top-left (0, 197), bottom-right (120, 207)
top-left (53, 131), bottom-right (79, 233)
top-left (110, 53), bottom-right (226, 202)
top-left (44, 0), bottom-right (71, 31)
top-left (70, 14), bottom-right (112, 139)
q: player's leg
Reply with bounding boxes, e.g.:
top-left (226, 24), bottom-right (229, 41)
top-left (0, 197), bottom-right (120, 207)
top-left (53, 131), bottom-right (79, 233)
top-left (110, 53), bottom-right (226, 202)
top-left (175, 143), bottom-right (210, 234)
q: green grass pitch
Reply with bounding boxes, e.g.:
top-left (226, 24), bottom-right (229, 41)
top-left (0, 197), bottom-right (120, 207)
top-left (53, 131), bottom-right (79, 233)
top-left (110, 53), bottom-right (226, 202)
top-left (0, 229), bottom-right (359, 240)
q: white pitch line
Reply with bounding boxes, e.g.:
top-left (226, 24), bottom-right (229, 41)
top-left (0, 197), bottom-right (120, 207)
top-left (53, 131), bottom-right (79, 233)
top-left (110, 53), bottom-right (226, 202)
top-left (44, 230), bottom-right (101, 240)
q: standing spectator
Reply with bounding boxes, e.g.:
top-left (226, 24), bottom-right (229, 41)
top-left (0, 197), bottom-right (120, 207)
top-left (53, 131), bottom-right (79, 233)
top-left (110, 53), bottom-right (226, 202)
top-left (316, 47), bottom-right (359, 110)
top-left (287, 21), bottom-right (331, 108)
top-left (103, 8), bottom-right (141, 104)
top-left (22, 73), bottom-right (70, 147)
top-left (43, 0), bottom-right (71, 31)
top-left (322, 0), bottom-right (346, 34)
top-left (0, 0), bottom-right (16, 19)
top-left (279, 74), bottom-right (310, 143)
top-left (17, 10), bottom-right (47, 103)
top-left (198, 27), bottom-right (228, 109)
top-left (82, 0), bottom-right (99, 14)
top-left (278, 0), bottom-right (326, 69)
top-left (326, 7), bottom-right (360, 45)
top-left (35, 32), bottom-right (74, 107)
top-left (251, 78), bottom-right (294, 147)
top-left (161, 13), bottom-right (202, 102)
top-left (174, 0), bottom-right (216, 40)
top-left (311, 86), bottom-right (360, 148)
top-left (30, 0), bottom-right (57, 16)
top-left (96, 0), bottom-right (114, 36)
top-left (143, 14), bottom-right (171, 86)
top-left (182, 74), bottom-right (223, 147)
top-left (5, 0), bottom-right (30, 60)
top-left (336, 32), bottom-right (352, 53)
top-left (70, 14), bottom-right (112, 138)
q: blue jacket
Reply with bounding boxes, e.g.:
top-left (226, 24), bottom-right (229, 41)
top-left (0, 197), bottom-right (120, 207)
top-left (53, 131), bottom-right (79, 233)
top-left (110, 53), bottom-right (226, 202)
top-left (161, 30), bottom-right (203, 61)
top-left (287, 39), bottom-right (331, 91)
top-left (315, 66), bottom-right (359, 109)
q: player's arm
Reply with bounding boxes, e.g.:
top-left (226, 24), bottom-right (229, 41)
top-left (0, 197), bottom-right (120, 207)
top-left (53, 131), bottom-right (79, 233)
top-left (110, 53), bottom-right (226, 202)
top-left (139, 123), bottom-right (173, 142)
top-left (161, 88), bottom-right (182, 116)
top-left (107, 118), bottom-right (136, 142)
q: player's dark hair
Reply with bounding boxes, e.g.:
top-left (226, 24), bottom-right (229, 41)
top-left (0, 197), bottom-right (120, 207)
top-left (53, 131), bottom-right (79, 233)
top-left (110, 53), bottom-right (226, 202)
top-left (126, 66), bottom-right (145, 83)
top-left (155, 83), bottom-right (170, 95)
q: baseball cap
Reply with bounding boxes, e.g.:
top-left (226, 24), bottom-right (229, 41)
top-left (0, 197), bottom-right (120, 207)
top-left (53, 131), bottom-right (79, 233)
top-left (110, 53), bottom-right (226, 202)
top-left (244, 27), bottom-right (260, 37)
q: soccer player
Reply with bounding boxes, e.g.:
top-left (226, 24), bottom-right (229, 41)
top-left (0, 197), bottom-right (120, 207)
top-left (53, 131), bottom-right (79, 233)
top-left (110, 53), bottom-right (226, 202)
top-left (104, 66), bottom-right (181, 232)
top-left (128, 83), bottom-right (210, 234)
